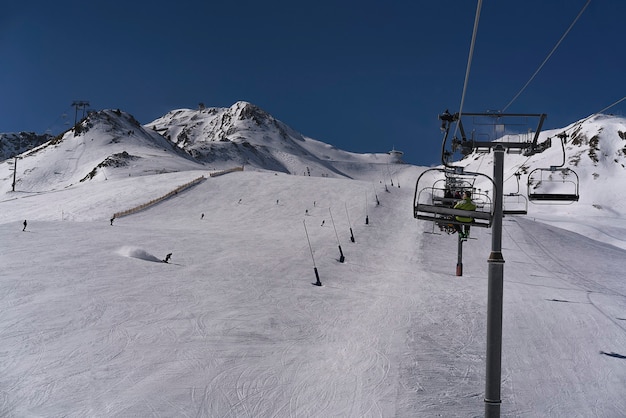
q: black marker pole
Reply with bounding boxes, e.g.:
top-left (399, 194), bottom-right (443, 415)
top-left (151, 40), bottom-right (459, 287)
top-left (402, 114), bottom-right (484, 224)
top-left (345, 202), bottom-right (355, 243)
top-left (303, 220), bottom-right (322, 286)
top-left (329, 208), bottom-right (345, 263)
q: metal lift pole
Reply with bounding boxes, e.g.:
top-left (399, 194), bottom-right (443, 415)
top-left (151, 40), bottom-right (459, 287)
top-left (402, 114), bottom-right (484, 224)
top-left (485, 144), bottom-right (505, 417)
top-left (12, 157), bottom-right (17, 192)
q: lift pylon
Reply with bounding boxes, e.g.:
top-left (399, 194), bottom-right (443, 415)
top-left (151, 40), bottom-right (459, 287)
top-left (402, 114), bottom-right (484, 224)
top-left (416, 110), bottom-right (554, 416)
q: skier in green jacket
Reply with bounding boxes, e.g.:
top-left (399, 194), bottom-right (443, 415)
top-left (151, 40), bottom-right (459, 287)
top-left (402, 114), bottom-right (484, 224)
top-left (454, 191), bottom-right (476, 239)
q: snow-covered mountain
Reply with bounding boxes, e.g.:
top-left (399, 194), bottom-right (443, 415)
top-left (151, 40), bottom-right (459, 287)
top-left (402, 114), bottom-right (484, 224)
top-left (0, 131), bottom-right (53, 161)
top-left (0, 109), bottom-right (203, 194)
top-left (0, 102), bottom-right (397, 195)
top-left (0, 102), bottom-right (403, 222)
top-left (2, 104), bottom-right (626, 416)
top-left (146, 101), bottom-right (394, 177)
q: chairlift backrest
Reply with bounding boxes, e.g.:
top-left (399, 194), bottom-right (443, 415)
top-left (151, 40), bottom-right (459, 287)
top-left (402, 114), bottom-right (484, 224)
top-left (503, 193), bottom-right (528, 215)
top-left (527, 167), bottom-right (579, 203)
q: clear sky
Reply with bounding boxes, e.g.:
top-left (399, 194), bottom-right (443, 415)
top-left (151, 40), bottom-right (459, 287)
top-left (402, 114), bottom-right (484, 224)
top-left (2, 0), bottom-right (624, 165)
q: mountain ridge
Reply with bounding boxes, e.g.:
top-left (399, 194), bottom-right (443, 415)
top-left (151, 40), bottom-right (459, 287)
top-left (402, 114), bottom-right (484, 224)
top-left (145, 101), bottom-right (393, 177)
top-left (2, 102), bottom-right (626, 208)
top-left (1, 101), bottom-right (398, 192)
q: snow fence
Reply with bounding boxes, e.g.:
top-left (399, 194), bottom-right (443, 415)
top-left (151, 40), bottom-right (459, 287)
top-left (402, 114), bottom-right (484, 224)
top-left (112, 176), bottom-right (206, 219)
top-left (111, 166), bottom-right (244, 219)
top-left (209, 166), bottom-right (244, 177)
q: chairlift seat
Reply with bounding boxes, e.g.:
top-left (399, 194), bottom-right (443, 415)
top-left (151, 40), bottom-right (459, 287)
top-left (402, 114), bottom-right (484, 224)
top-left (431, 196), bottom-right (458, 206)
top-left (502, 209), bottom-right (528, 215)
top-left (415, 204), bottom-right (491, 219)
top-left (416, 214), bottom-right (491, 228)
top-left (414, 204), bottom-right (491, 228)
top-left (528, 193), bottom-right (579, 202)
top-left (526, 147), bottom-right (580, 204)
top-left (503, 193), bottom-right (528, 215)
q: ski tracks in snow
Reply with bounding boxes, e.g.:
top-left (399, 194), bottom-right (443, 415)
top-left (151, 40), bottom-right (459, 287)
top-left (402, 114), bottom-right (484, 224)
top-left (499, 217), bottom-right (626, 416)
top-left (185, 182), bottom-right (417, 417)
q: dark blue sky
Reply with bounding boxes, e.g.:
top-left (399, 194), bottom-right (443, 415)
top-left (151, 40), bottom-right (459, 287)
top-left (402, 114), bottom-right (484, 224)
top-left (2, 0), bottom-right (624, 165)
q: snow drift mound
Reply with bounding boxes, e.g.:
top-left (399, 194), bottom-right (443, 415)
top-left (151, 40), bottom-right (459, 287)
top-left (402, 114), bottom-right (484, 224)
top-left (117, 246), bottom-right (163, 262)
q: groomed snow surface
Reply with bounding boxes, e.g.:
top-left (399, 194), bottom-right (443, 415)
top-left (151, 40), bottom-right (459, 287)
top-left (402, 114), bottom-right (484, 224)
top-left (1, 166), bottom-right (626, 417)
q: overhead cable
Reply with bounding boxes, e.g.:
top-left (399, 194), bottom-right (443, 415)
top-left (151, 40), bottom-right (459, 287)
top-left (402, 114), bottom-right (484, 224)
top-left (501, 0), bottom-right (592, 112)
top-left (453, 0), bottom-right (483, 142)
top-left (561, 94), bottom-right (626, 135)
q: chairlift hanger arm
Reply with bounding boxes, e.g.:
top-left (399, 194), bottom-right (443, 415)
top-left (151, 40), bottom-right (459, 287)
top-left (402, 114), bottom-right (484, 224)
top-left (457, 118), bottom-right (468, 142)
top-left (529, 131), bottom-right (567, 166)
top-left (532, 113), bottom-right (547, 147)
top-left (455, 119), bottom-right (475, 156)
top-left (552, 132), bottom-right (568, 168)
top-left (438, 111), bottom-right (475, 166)
top-left (439, 111), bottom-right (457, 166)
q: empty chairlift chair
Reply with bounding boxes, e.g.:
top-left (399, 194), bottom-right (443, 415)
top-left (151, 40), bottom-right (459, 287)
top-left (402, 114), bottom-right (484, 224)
top-left (526, 131), bottom-right (580, 204)
top-left (527, 166), bottom-right (579, 203)
top-left (503, 172), bottom-right (528, 215)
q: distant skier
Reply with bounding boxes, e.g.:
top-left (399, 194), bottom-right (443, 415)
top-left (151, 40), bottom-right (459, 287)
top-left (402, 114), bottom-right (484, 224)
top-left (163, 253), bottom-right (172, 263)
top-left (321, 220), bottom-right (325, 226)
top-left (110, 217), bottom-right (115, 226)
top-left (201, 213), bottom-right (205, 220)
top-left (22, 220), bottom-right (27, 231)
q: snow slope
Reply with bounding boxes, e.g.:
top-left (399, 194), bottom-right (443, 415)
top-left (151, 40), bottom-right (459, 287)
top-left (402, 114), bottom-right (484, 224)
top-left (1, 108), bottom-right (626, 416)
top-left (1, 163), bottom-right (625, 417)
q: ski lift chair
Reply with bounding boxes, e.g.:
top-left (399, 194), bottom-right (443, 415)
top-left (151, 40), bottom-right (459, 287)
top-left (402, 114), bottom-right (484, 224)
top-left (527, 167), bottom-right (580, 203)
top-left (503, 193), bottom-right (528, 215)
top-left (526, 132), bottom-right (580, 203)
top-left (503, 172), bottom-right (528, 215)
top-left (414, 168), bottom-right (494, 229)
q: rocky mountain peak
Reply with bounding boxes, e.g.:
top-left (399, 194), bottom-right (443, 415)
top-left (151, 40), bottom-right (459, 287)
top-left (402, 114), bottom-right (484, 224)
top-left (0, 132), bottom-right (54, 161)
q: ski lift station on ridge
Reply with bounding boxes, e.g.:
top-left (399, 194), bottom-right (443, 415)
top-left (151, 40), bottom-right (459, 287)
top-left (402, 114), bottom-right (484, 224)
top-left (387, 147), bottom-right (404, 163)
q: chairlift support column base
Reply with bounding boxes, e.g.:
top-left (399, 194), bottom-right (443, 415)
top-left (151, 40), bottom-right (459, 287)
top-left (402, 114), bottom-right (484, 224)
top-left (456, 235), bottom-right (464, 276)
